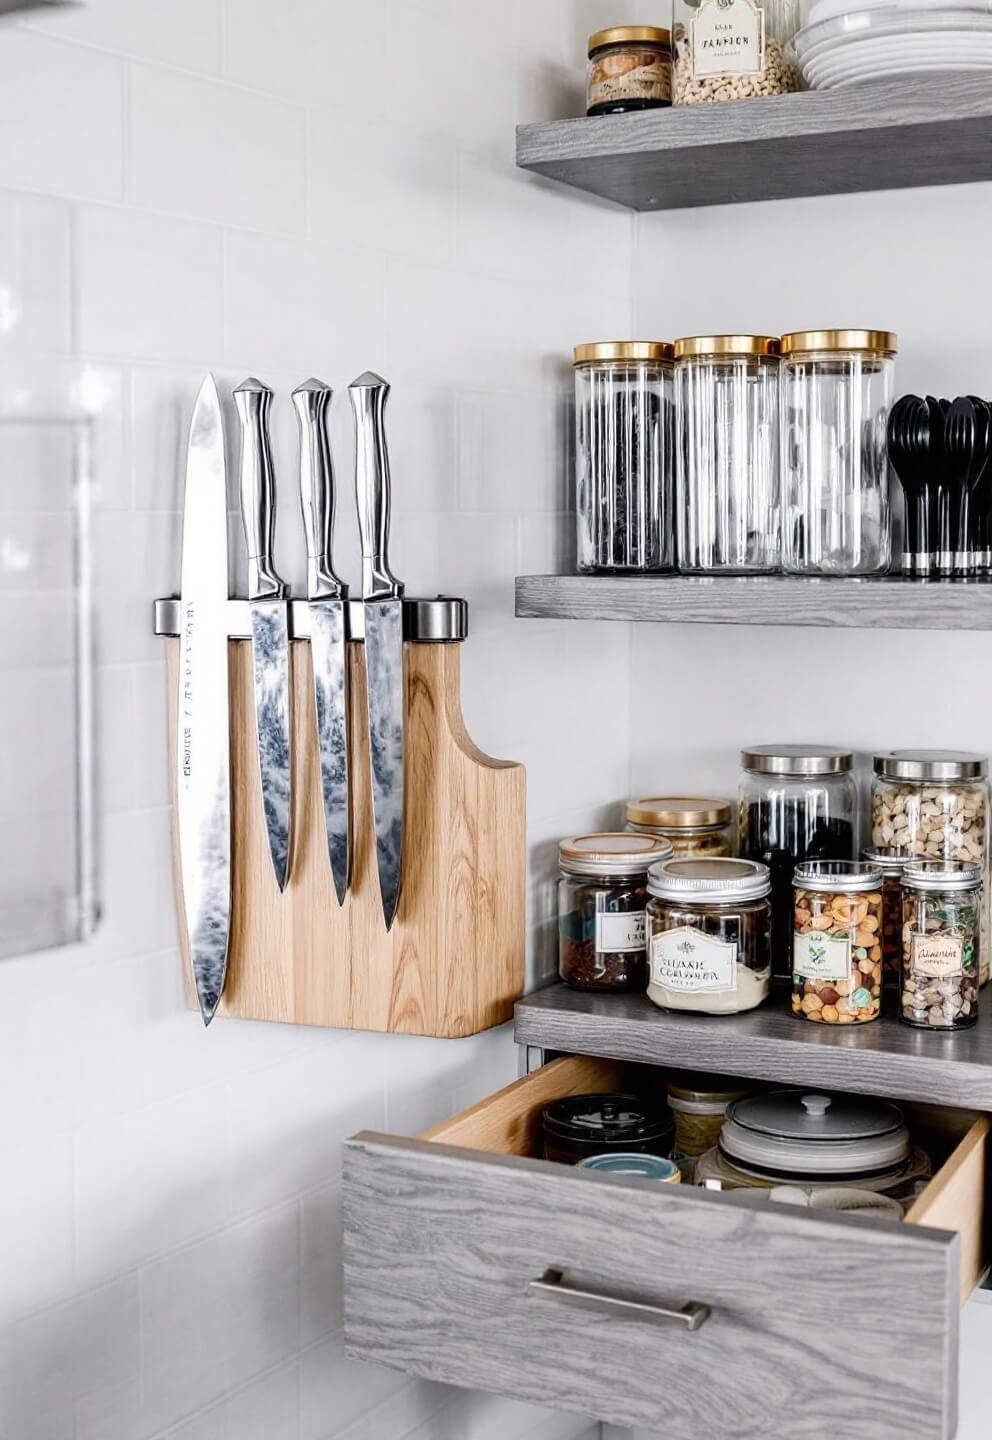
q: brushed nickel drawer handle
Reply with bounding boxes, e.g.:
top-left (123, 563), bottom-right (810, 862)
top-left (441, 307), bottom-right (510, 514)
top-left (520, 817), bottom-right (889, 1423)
top-left (528, 1267), bottom-right (710, 1331)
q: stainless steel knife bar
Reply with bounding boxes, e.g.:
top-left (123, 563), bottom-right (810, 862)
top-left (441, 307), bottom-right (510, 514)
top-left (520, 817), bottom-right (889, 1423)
top-left (153, 596), bottom-right (468, 644)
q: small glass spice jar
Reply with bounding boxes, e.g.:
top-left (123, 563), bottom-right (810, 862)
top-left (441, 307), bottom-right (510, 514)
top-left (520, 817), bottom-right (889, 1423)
top-left (559, 833), bottom-right (673, 991)
top-left (646, 857), bottom-right (772, 1014)
top-left (792, 861), bottom-right (884, 1025)
top-left (625, 796), bottom-right (734, 858)
top-left (587, 26), bottom-right (673, 116)
top-left (862, 849), bottom-right (911, 992)
top-left (901, 861), bottom-right (981, 1031)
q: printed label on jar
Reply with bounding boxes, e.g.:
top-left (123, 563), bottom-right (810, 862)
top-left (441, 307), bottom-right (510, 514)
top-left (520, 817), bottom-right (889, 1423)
top-left (912, 934), bottom-right (964, 980)
top-left (690, 0), bottom-right (765, 79)
top-left (650, 927), bottom-right (738, 993)
top-left (596, 911), bottom-right (646, 954)
top-left (793, 931), bottom-right (852, 982)
top-left (589, 60), bottom-right (671, 109)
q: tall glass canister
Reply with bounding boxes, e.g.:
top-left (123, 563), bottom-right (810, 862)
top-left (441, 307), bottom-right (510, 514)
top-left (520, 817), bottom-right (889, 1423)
top-left (575, 342), bottom-right (675, 574)
top-left (781, 330), bottom-right (897, 576)
top-left (672, 0), bottom-right (801, 105)
top-left (675, 335), bottom-right (781, 573)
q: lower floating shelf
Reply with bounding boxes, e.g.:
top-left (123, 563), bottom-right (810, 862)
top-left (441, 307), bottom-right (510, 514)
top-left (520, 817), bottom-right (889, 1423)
top-left (513, 984), bottom-right (992, 1109)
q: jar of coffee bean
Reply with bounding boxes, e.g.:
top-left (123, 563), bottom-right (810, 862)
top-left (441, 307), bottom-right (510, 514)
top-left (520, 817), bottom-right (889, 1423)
top-left (558, 833), bottom-right (673, 991)
top-left (901, 861), bottom-right (981, 1031)
top-left (792, 861), bottom-right (885, 1025)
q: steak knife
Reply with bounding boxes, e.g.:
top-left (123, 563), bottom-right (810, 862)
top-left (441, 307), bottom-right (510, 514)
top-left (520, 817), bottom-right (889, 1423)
top-left (349, 372), bottom-right (405, 930)
top-left (234, 378), bottom-right (293, 893)
top-left (177, 376), bottom-right (232, 1026)
top-left (293, 378), bottom-right (351, 906)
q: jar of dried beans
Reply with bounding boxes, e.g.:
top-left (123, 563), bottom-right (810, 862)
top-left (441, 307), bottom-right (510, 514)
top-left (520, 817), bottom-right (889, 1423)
top-left (625, 796), bottom-right (734, 858)
top-left (672, 0), bottom-right (801, 106)
top-left (558, 833), bottom-right (673, 992)
top-left (587, 26), bottom-right (673, 116)
top-left (862, 849), bottom-right (911, 993)
top-left (901, 861), bottom-right (981, 1031)
top-left (792, 861), bottom-right (885, 1025)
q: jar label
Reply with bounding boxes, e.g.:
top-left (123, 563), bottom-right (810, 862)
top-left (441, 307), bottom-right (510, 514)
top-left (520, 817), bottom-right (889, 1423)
top-left (793, 931), bottom-right (852, 982)
top-left (596, 910), bottom-right (646, 954)
top-left (912, 934), bottom-right (964, 979)
top-left (589, 58), bottom-right (672, 109)
top-left (690, 0), bottom-right (765, 79)
top-left (650, 926), bottom-right (738, 992)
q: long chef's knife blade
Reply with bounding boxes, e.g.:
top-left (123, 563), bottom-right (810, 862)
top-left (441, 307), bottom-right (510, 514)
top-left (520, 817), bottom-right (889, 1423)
top-left (177, 376), bottom-right (232, 1026)
top-left (293, 378), bottom-right (351, 906)
top-left (234, 378), bottom-right (293, 893)
top-left (349, 372), bottom-right (404, 930)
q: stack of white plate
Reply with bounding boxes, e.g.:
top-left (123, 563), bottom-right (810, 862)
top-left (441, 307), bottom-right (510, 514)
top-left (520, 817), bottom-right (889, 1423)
top-left (792, 0), bottom-right (992, 90)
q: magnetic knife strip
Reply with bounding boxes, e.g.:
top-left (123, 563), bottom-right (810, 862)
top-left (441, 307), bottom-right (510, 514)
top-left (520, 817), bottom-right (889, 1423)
top-left (153, 595), bottom-right (468, 643)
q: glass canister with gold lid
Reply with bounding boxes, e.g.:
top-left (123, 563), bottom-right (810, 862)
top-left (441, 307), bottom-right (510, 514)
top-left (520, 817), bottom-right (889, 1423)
top-left (587, 26), bottom-right (673, 115)
top-left (625, 796), bottom-right (734, 858)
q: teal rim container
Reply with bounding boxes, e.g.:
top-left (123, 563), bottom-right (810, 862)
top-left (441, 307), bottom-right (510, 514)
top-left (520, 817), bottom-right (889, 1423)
top-left (579, 1152), bottom-right (681, 1183)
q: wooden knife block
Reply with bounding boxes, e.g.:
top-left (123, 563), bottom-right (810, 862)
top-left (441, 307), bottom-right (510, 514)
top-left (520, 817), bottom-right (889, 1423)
top-left (167, 639), bottom-right (526, 1038)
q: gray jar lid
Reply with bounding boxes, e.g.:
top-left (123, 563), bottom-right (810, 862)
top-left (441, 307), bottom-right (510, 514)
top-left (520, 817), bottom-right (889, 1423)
top-left (861, 848), bottom-right (913, 877)
top-left (721, 1091), bottom-right (910, 1178)
top-left (903, 860), bottom-right (983, 893)
top-left (873, 749), bottom-right (988, 781)
top-left (741, 745), bottom-right (854, 776)
top-left (648, 857), bottom-right (770, 903)
top-left (559, 832), bottom-right (673, 877)
top-left (794, 860), bottom-right (884, 893)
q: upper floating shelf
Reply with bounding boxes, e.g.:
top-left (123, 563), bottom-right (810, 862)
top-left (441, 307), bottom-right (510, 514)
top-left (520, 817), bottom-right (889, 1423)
top-left (516, 75), bottom-right (992, 211)
top-left (515, 574), bottom-right (992, 632)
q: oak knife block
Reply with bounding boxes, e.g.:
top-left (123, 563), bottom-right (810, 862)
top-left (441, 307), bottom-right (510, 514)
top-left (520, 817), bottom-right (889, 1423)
top-left (167, 639), bottom-right (526, 1038)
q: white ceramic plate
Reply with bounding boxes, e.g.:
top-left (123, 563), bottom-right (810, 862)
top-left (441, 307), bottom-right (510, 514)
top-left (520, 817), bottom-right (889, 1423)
top-left (805, 0), bottom-right (992, 26)
top-left (816, 58), bottom-right (992, 87)
top-left (805, 37), bottom-right (992, 82)
top-left (793, 9), bottom-right (992, 64)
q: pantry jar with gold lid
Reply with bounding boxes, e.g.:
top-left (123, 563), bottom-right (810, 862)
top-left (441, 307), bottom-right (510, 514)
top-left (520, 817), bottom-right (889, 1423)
top-left (625, 796), bottom-right (734, 858)
top-left (587, 26), bottom-right (673, 115)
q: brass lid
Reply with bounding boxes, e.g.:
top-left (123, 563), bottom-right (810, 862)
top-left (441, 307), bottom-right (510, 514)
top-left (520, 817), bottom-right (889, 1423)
top-left (573, 341), bottom-right (674, 365)
top-left (674, 335), bottom-right (781, 360)
top-left (589, 25), bottom-right (671, 53)
top-left (781, 329), bottom-right (898, 356)
top-left (626, 796), bottom-right (732, 829)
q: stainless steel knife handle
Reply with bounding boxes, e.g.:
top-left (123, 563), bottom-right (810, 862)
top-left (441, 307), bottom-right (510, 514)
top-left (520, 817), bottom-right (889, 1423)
top-left (234, 376), bottom-right (285, 601)
top-left (293, 378), bottom-right (345, 602)
top-left (528, 1268), bottom-right (710, 1332)
top-left (349, 371), bottom-right (404, 601)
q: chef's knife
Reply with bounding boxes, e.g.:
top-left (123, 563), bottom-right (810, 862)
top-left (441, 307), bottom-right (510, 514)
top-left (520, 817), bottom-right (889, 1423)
top-left (293, 378), bottom-right (351, 906)
top-left (234, 377), bottom-right (293, 893)
top-left (177, 376), bottom-right (232, 1026)
top-left (349, 372), bottom-right (404, 931)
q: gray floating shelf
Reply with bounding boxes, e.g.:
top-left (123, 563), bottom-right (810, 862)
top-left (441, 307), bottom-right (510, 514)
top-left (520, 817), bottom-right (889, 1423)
top-left (515, 573), bottom-right (992, 631)
top-left (516, 75), bottom-right (992, 211)
top-left (515, 985), bottom-right (992, 1109)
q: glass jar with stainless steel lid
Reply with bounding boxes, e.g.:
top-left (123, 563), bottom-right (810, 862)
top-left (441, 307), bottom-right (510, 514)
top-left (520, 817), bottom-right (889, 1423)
top-left (674, 335), bottom-right (781, 573)
top-left (574, 342), bottom-right (675, 575)
top-left (559, 833), bottom-right (673, 992)
top-left (793, 861), bottom-right (885, 1025)
top-left (646, 857), bottom-right (771, 1014)
top-left (625, 796), bottom-right (734, 858)
top-left (739, 746), bottom-right (858, 986)
top-left (587, 26), bottom-right (672, 115)
top-left (781, 330), bottom-right (897, 576)
top-left (871, 750), bottom-right (989, 985)
top-left (862, 848), bottom-right (912, 992)
top-left (901, 861), bottom-right (981, 1031)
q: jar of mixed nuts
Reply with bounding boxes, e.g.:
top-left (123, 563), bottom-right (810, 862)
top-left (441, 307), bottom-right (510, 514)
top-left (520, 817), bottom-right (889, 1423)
top-left (901, 861), bottom-right (981, 1031)
top-left (861, 849), bottom-right (912, 992)
top-left (625, 796), bottom-right (734, 858)
top-left (558, 833), bottom-right (673, 992)
top-left (587, 26), bottom-right (673, 116)
top-left (672, 0), bottom-right (802, 106)
top-left (792, 861), bottom-right (885, 1025)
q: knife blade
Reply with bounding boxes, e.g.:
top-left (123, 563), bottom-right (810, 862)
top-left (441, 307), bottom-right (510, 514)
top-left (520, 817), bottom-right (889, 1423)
top-left (177, 376), bottom-right (232, 1026)
top-left (348, 371), bottom-right (405, 931)
top-left (233, 377), bottom-right (293, 893)
top-left (293, 378), bottom-right (351, 907)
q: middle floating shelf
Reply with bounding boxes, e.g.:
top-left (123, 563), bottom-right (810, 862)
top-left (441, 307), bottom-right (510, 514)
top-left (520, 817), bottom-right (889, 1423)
top-left (515, 574), bottom-right (992, 633)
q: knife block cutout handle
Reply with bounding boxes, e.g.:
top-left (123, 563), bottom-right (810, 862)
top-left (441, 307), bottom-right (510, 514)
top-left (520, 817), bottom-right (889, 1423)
top-left (235, 376), bottom-right (285, 602)
top-left (349, 371), bottom-right (404, 602)
top-left (293, 378), bottom-right (346, 602)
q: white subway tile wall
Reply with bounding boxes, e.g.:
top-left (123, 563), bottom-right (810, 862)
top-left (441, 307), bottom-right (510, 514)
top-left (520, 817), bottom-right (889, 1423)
top-left (0, 2), bottom-right (635, 1438)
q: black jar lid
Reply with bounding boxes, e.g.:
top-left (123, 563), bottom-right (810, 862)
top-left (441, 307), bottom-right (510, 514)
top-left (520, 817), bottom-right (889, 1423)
top-left (543, 1093), bottom-right (673, 1149)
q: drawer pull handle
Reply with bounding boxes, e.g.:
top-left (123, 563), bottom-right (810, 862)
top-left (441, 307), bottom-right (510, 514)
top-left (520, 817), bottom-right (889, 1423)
top-left (528, 1268), bottom-right (710, 1331)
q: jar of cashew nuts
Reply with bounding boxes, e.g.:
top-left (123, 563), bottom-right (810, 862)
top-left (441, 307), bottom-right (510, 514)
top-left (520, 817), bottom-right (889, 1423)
top-left (792, 861), bottom-right (885, 1025)
top-left (871, 751), bottom-right (989, 986)
top-left (673, 0), bottom-right (801, 106)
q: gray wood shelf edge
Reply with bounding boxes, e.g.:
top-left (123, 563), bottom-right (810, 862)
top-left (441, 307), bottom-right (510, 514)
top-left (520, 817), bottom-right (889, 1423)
top-left (515, 574), bottom-right (992, 631)
top-left (516, 75), bottom-right (992, 211)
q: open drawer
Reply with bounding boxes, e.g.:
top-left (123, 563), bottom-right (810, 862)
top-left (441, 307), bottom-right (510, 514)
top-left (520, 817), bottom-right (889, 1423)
top-left (343, 1055), bottom-right (990, 1440)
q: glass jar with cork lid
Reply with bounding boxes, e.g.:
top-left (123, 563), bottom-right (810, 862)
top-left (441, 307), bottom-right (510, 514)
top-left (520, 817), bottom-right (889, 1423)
top-left (625, 796), bottom-right (734, 858)
top-left (559, 833), bottom-right (673, 992)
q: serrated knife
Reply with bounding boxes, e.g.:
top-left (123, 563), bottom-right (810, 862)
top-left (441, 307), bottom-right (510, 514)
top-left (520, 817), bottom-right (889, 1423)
top-left (234, 377), bottom-right (293, 893)
top-left (177, 376), bottom-right (232, 1026)
top-left (293, 378), bottom-right (351, 906)
top-left (349, 371), bottom-right (405, 930)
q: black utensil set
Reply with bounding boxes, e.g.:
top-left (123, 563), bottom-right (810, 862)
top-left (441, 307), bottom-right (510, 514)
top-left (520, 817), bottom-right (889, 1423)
top-left (888, 394), bottom-right (992, 579)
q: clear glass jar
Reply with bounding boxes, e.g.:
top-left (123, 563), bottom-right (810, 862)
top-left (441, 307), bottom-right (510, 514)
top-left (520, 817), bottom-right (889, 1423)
top-left (673, 0), bottom-right (801, 106)
top-left (862, 848), bottom-right (911, 992)
top-left (625, 796), bottom-right (734, 858)
top-left (645, 857), bottom-right (771, 1014)
top-left (675, 335), bottom-right (781, 574)
top-left (575, 342), bottom-right (675, 575)
top-left (901, 861), bottom-right (981, 1031)
top-left (587, 26), bottom-right (672, 115)
top-left (792, 861), bottom-right (885, 1025)
top-left (871, 751), bottom-right (989, 986)
top-left (781, 329), bottom-right (897, 576)
top-left (667, 1073), bottom-right (752, 1181)
top-left (558, 833), bottom-right (673, 992)
top-left (738, 747), bottom-right (858, 986)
